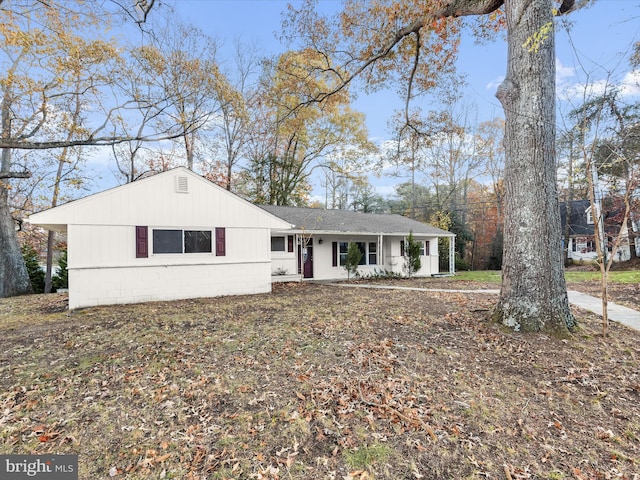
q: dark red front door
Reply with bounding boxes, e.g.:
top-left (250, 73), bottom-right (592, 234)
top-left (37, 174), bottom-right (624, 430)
top-left (303, 245), bottom-right (313, 278)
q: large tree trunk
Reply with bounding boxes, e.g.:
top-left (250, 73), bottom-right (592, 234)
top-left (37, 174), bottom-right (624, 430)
top-left (493, 0), bottom-right (575, 333)
top-left (0, 183), bottom-right (32, 297)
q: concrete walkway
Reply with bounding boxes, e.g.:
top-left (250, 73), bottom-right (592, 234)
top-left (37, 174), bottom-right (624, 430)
top-left (327, 283), bottom-right (640, 332)
top-left (566, 290), bottom-right (640, 331)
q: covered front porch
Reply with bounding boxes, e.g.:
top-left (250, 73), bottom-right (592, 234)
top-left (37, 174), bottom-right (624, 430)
top-left (269, 231), bottom-right (456, 282)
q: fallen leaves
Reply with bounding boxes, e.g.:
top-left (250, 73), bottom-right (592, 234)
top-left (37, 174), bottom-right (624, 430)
top-left (1, 284), bottom-right (639, 479)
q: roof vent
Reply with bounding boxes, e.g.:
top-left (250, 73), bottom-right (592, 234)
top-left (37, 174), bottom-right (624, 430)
top-left (176, 175), bottom-right (189, 193)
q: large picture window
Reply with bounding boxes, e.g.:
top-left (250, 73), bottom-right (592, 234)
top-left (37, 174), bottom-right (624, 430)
top-left (153, 229), bottom-right (213, 254)
top-left (337, 241), bottom-right (378, 266)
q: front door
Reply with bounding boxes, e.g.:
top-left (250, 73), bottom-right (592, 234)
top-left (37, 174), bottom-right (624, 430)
top-left (303, 245), bottom-right (313, 278)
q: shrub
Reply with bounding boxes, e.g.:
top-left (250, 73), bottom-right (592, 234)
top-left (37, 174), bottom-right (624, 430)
top-left (21, 243), bottom-right (44, 294)
top-left (403, 231), bottom-right (421, 278)
top-left (52, 249), bottom-right (68, 290)
top-left (344, 242), bottom-right (362, 281)
top-left (362, 268), bottom-right (403, 280)
top-left (455, 254), bottom-right (471, 271)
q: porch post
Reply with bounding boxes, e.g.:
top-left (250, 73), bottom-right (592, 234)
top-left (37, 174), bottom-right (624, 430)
top-left (449, 235), bottom-right (456, 274)
top-left (296, 234), bottom-right (302, 278)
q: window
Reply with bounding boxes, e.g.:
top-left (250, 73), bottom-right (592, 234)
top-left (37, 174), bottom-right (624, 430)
top-left (402, 239), bottom-right (428, 256)
top-left (271, 236), bottom-right (286, 252)
top-left (336, 241), bottom-right (377, 266)
top-left (368, 242), bottom-right (377, 265)
top-left (153, 229), bottom-right (183, 254)
top-left (152, 229), bottom-right (213, 254)
top-left (339, 242), bottom-right (349, 266)
top-left (184, 230), bottom-right (212, 253)
top-left (586, 205), bottom-right (599, 225)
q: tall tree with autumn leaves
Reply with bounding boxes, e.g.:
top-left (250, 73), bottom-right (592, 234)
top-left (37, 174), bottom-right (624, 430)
top-left (283, 0), bottom-right (577, 334)
top-left (242, 49), bottom-right (374, 206)
top-left (0, 1), bottom-right (212, 298)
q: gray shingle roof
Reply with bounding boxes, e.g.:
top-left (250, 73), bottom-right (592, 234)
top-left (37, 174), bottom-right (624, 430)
top-left (560, 200), bottom-right (593, 235)
top-left (258, 205), bottom-right (453, 236)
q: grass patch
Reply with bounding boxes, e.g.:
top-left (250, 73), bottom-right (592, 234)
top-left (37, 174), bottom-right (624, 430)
top-left (564, 270), bottom-right (640, 283)
top-left (452, 270), bottom-right (502, 283)
top-left (344, 444), bottom-right (392, 471)
top-left (453, 269), bottom-right (640, 285)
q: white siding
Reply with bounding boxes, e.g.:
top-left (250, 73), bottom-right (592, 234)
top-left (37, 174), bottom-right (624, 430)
top-left (68, 262), bottom-right (272, 309)
top-left (271, 253), bottom-right (297, 276)
top-left (66, 223), bottom-right (273, 308)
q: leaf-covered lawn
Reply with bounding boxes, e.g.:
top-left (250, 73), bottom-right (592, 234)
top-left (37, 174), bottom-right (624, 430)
top-left (1, 283), bottom-right (639, 479)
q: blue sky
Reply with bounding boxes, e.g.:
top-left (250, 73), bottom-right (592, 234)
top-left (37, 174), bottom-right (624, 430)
top-left (177, 0), bottom-right (639, 138)
top-left (93, 1), bottom-right (640, 199)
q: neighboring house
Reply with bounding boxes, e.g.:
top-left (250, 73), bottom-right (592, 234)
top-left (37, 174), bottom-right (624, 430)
top-left (560, 199), bottom-right (636, 262)
top-left (260, 205), bottom-right (456, 280)
top-left (29, 167), bottom-right (292, 309)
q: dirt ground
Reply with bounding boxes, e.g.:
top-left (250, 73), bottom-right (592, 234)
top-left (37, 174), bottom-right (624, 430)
top-left (1, 281), bottom-right (639, 479)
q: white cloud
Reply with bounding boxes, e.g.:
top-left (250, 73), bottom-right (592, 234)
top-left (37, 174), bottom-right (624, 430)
top-left (620, 69), bottom-right (640, 97)
top-left (486, 76), bottom-right (504, 90)
top-left (556, 58), bottom-right (576, 84)
top-left (558, 69), bottom-right (640, 102)
top-left (559, 78), bottom-right (609, 101)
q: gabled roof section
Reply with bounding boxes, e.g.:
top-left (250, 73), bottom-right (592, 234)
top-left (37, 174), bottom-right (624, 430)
top-left (29, 167), bottom-right (293, 232)
top-left (259, 205), bottom-right (454, 236)
top-left (560, 199), bottom-right (593, 236)
top-left (560, 199), bottom-right (628, 236)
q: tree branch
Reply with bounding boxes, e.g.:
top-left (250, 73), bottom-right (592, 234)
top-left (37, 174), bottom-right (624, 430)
top-left (0, 125), bottom-right (198, 150)
top-left (0, 170), bottom-right (31, 179)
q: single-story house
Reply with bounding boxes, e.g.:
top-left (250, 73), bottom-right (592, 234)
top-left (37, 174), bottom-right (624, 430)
top-left (29, 167), bottom-right (455, 309)
top-left (29, 167), bottom-right (293, 309)
top-left (560, 199), bottom-right (638, 262)
top-left (260, 205), bottom-right (455, 281)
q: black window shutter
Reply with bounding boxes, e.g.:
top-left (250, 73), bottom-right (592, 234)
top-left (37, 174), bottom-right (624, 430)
top-left (400, 240), bottom-right (405, 257)
top-left (332, 241), bottom-right (337, 267)
top-left (287, 235), bottom-right (294, 252)
top-left (136, 226), bottom-right (148, 258)
top-left (215, 227), bottom-right (226, 256)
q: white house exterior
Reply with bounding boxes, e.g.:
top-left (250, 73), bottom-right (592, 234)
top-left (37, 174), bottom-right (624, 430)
top-left (260, 205), bottom-right (456, 281)
top-left (29, 167), bottom-right (292, 309)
